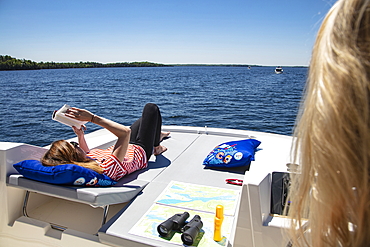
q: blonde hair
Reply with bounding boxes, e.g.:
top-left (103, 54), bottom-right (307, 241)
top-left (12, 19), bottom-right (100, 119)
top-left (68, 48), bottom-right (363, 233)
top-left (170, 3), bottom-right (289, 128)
top-left (287, 0), bottom-right (370, 246)
top-left (41, 140), bottom-right (103, 174)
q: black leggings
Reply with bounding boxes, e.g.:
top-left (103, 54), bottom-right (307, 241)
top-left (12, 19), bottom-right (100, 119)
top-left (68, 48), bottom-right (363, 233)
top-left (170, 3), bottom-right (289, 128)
top-left (129, 103), bottom-right (162, 160)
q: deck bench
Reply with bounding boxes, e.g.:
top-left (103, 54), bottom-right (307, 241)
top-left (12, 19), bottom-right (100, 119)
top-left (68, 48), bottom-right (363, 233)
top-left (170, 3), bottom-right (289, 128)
top-left (5, 128), bottom-right (200, 227)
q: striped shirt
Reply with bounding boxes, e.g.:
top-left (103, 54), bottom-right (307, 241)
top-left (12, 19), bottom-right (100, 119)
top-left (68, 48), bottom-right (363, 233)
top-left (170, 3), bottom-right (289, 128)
top-left (87, 144), bottom-right (147, 181)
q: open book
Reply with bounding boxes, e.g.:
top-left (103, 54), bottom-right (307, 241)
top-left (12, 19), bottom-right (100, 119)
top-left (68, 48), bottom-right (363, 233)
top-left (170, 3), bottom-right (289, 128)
top-left (52, 104), bottom-right (88, 128)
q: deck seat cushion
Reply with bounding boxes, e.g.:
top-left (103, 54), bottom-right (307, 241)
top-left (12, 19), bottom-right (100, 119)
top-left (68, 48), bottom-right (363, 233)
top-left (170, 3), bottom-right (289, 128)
top-left (203, 139), bottom-right (261, 168)
top-left (13, 160), bottom-right (116, 186)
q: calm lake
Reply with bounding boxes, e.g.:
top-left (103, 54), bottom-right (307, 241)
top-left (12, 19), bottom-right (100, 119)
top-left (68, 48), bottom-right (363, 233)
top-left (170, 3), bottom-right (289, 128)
top-left (0, 66), bottom-right (307, 147)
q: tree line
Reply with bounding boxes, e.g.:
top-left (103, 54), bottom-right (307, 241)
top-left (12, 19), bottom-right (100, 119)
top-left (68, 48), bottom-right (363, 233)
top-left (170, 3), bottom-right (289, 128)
top-left (0, 55), bottom-right (171, 70)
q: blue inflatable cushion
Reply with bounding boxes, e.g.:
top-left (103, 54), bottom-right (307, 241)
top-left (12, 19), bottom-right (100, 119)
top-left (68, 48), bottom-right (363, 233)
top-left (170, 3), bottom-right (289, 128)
top-left (13, 160), bottom-right (117, 186)
top-left (203, 139), bottom-right (261, 168)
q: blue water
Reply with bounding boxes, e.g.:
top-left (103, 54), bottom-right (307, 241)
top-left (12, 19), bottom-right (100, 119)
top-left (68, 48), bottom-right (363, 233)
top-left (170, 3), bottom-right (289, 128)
top-left (0, 66), bottom-right (307, 147)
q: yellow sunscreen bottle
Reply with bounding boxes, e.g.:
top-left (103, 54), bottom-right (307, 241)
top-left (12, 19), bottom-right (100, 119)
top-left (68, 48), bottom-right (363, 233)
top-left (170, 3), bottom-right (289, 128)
top-left (214, 205), bottom-right (224, 242)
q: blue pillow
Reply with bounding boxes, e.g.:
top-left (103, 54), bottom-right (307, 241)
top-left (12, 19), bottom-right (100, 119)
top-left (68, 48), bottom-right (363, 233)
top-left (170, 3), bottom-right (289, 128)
top-left (13, 160), bottom-right (117, 186)
top-left (203, 139), bottom-right (261, 168)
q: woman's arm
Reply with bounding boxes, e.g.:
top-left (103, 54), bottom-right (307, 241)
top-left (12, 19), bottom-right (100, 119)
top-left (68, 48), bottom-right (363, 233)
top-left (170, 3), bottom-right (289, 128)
top-left (72, 126), bottom-right (90, 153)
top-left (66, 107), bottom-right (131, 162)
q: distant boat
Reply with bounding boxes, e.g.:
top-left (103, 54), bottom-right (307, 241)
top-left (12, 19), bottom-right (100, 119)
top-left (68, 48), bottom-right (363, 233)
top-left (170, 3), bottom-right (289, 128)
top-left (248, 66), bottom-right (251, 69)
top-left (275, 66), bottom-right (283, 74)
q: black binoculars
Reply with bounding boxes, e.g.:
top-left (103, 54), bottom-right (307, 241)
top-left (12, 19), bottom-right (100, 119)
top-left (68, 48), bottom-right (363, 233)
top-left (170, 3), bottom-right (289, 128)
top-left (157, 212), bottom-right (203, 246)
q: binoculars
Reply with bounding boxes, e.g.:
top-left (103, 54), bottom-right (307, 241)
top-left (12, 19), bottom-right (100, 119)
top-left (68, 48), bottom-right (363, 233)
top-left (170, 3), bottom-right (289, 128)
top-left (157, 212), bottom-right (203, 245)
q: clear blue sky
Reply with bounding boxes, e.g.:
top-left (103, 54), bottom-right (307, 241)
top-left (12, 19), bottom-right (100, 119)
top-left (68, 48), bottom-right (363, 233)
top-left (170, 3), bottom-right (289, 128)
top-left (0, 0), bottom-right (335, 66)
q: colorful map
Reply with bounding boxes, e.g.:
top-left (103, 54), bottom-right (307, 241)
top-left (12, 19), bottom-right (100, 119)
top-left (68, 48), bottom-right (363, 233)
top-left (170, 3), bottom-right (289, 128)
top-left (129, 181), bottom-right (240, 246)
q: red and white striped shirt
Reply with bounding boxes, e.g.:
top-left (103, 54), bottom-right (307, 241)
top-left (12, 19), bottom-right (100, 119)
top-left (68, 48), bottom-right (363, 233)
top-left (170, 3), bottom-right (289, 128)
top-left (87, 144), bottom-right (147, 181)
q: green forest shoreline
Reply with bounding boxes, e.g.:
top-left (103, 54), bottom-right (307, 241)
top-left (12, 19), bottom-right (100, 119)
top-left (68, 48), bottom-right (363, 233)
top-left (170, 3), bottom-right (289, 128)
top-left (0, 55), bottom-right (171, 70)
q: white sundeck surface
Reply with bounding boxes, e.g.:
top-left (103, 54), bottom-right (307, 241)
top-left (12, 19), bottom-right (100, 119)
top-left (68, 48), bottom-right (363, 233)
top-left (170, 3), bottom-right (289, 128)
top-left (1, 126), bottom-right (293, 247)
top-left (98, 126), bottom-right (292, 247)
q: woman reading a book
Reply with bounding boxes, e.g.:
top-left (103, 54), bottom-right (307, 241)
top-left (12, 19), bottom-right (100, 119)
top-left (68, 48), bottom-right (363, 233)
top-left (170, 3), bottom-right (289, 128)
top-left (41, 103), bottom-right (170, 181)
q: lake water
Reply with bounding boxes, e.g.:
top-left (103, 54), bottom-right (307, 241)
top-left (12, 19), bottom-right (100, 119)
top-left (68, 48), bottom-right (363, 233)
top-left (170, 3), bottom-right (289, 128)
top-left (0, 66), bottom-right (307, 147)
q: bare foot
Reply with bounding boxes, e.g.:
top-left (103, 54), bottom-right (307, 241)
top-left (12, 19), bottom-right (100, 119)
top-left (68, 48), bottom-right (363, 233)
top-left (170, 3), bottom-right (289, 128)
top-left (160, 131), bottom-right (170, 142)
top-left (154, 145), bottom-right (167, 156)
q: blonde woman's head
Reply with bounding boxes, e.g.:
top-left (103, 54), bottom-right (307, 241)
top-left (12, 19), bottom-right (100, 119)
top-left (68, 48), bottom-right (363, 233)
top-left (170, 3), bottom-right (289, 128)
top-left (287, 0), bottom-right (370, 246)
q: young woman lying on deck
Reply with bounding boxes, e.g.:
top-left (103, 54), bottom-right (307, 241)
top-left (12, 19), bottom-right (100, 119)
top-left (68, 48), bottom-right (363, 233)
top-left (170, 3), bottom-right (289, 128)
top-left (41, 103), bottom-right (170, 181)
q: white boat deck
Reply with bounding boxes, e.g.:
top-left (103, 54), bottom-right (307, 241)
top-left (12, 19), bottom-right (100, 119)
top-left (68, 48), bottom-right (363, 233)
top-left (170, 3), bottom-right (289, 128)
top-left (1, 126), bottom-right (293, 247)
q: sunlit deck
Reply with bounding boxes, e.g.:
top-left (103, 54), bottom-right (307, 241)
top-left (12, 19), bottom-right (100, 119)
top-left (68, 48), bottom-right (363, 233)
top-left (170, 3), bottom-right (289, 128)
top-left (1, 126), bottom-right (292, 246)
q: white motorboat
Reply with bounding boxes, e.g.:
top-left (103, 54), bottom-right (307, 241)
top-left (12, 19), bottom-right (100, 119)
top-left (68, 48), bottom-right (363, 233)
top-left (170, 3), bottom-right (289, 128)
top-left (0, 125), bottom-right (293, 247)
top-left (275, 67), bottom-right (283, 74)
